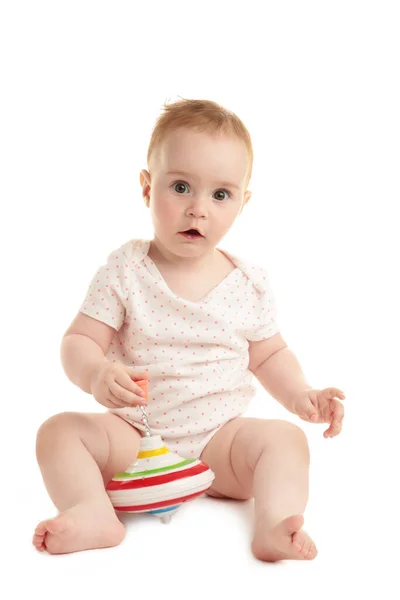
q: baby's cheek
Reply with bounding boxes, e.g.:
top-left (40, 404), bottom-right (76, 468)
top-left (155, 196), bottom-right (179, 222)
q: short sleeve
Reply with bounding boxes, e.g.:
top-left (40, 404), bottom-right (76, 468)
top-left (79, 248), bottom-right (130, 331)
top-left (243, 267), bottom-right (280, 342)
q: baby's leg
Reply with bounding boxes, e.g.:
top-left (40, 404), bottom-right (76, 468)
top-left (33, 411), bottom-right (141, 555)
top-left (201, 417), bottom-right (317, 562)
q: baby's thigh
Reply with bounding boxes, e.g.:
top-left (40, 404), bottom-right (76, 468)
top-left (37, 411), bottom-right (141, 485)
top-left (91, 412), bottom-right (142, 485)
top-left (200, 417), bottom-right (306, 499)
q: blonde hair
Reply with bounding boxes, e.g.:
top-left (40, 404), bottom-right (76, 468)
top-left (146, 98), bottom-right (253, 187)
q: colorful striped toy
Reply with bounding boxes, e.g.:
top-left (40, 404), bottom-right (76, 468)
top-left (106, 380), bottom-right (215, 523)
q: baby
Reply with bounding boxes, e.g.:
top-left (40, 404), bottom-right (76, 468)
top-left (33, 98), bottom-right (345, 561)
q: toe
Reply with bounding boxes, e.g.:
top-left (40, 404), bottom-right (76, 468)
top-left (285, 514), bottom-right (305, 535)
top-left (302, 540), bottom-right (318, 560)
top-left (297, 537), bottom-right (308, 557)
top-left (292, 530), bottom-right (316, 559)
top-left (32, 533), bottom-right (46, 552)
top-left (292, 529), bottom-right (304, 549)
top-left (293, 540), bottom-right (302, 552)
top-left (34, 521), bottom-right (48, 536)
top-left (33, 521), bottom-right (48, 551)
top-left (301, 539), bottom-right (312, 558)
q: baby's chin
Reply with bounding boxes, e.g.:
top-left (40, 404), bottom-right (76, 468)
top-left (153, 232), bottom-right (218, 260)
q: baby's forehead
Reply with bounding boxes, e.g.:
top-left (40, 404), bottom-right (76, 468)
top-left (153, 128), bottom-right (249, 179)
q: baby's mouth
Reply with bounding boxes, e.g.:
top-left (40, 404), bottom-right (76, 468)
top-left (179, 229), bottom-right (204, 238)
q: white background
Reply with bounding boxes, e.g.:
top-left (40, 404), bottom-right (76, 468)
top-left (1, 1), bottom-right (399, 598)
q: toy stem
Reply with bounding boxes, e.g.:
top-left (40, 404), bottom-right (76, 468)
top-left (135, 379), bottom-right (151, 437)
top-left (139, 405), bottom-right (152, 437)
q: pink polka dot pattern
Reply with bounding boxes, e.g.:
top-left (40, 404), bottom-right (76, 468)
top-left (79, 239), bottom-right (279, 458)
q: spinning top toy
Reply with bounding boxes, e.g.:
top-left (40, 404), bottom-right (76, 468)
top-left (106, 379), bottom-right (215, 523)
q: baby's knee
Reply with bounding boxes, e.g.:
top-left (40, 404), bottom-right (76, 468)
top-left (37, 411), bottom-right (76, 435)
top-left (274, 420), bottom-right (310, 460)
top-left (35, 412), bottom-right (89, 457)
top-left (258, 419), bottom-right (310, 458)
top-left (274, 419), bottom-right (308, 440)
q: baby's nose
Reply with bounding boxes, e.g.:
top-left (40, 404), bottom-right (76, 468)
top-left (187, 198), bottom-right (208, 218)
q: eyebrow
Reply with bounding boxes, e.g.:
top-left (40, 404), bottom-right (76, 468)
top-left (165, 170), bottom-right (240, 191)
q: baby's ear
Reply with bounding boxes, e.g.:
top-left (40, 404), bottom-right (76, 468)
top-left (244, 190), bottom-right (252, 205)
top-left (140, 170), bottom-right (151, 207)
top-left (240, 190), bottom-right (252, 214)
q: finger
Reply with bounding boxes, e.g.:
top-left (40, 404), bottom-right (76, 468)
top-left (107, 394), bottom-right (143, 409)
top-left (297, 400), bottom-right (319, 422)
top-left (109, 380), bottom-right (147, 406)
top-left (323, 387), bottom-right (346, 400)
top-left (124, 370), bottom-right (149, 395)
top-left (109, 390), bottom-right (146, 408)
top-left (308, 407), bottom-right (319, 422)
top-left (319, 394), bottom-right (343, 424)
top-left (106, 394), bottom-right (144, 410)
top-left (115, 371), bottom-right (147, 398)
top-left (105, 395), bottom-right (125, 410)
top-left (324, 421), bottom-right (342, 438)
top-left (324, 400), bottom-right (344, 437)
top-left (123, 368), bottom-right (149, 383)
top-left (330, 398), bottom-right (345, 421)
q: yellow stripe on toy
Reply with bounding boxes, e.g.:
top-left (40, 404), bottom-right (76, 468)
top-left (137, 446), bottom-right (170, 459)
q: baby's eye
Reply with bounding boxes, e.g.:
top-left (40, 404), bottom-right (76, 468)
top-left (213, 189), bottom-right (232, 202)
top-left (171, 181), bottom-right (232, 201)
top-left (172, 182), bottom-right (190, 194)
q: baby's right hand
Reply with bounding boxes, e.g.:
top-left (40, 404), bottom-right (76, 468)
top-left (90, 362), bottom-right (148, 410)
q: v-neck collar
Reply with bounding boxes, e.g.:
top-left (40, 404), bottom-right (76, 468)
top-left (141, 240), bottom-right (240, 305)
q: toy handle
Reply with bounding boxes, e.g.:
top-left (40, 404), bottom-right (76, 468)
top-left (135, 379), bottom-right (149, 401)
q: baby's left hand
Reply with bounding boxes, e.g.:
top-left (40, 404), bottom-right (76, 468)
top-left (294, 387), bottom-right (346, 438)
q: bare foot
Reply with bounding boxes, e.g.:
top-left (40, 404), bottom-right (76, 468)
top-left (32, 500), bottom-right (125, 555)
top-left (251, 514), bottom-right (318, 562)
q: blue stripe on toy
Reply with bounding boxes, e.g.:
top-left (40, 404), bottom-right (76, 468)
top-left (147, 505), bottom-right (181, 515)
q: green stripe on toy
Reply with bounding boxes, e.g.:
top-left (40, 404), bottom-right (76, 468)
top-left (113, 458), bottom-right (197, 479)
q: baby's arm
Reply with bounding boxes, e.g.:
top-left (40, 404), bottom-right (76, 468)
top-left (61, 312), bottom-right (115, 393)
top-left (248, 332), bottom-right (312, 413)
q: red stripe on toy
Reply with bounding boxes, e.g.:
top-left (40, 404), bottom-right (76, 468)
top-left (114, 489), bottom-right (206, 512)
top-left (106, 462), bottom-right (209, 491)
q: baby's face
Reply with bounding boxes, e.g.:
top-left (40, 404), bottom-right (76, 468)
top-left (141, 128), bottom-right (251, 260)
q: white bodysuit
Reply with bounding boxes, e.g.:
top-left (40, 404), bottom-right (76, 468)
top-left (79, 238), bottom-right (279, 458)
